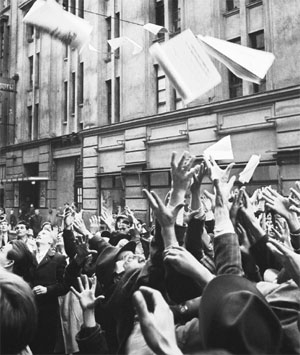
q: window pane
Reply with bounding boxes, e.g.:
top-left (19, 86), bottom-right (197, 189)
top-left (158, 90), bottom-right (166, 102)
top-left (64, 81), bottom-right (68, 122)
top-left (158, 103), bottom-right (166, 113)
top-left (158, 77), bottom-right (166, 90)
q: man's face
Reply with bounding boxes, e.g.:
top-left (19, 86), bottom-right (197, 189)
top-left (36, 229), bottom-right (53, 247)
top-left (0, 221), bottom-right (9, 233)
top-left (34, 209), bottom-right (39, 216)
top-left (117, 250), bottom-right (145, 272)
top-left (116, 218), bottom-right (131, 235)
top-left (15, 224), bottom-right (28, 238)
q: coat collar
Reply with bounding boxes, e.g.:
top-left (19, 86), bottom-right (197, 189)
top-left (34, 248), bottom-right (55, 268)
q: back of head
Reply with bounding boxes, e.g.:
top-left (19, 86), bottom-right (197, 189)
top-left (0, 269), bottom-right (37, 354)
top-left (7, 240), bottom-right (34, 282)
top-left (199, 275), bottom-right (282, 355)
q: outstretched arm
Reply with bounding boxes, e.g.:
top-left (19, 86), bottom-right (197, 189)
top-left (133, 286), bottom-right (183, 355)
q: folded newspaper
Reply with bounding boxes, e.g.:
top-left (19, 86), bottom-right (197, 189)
top-left (239, 154), bottom-right (261, 183)
top-left (149, 29), bottom-right (222, 104)
top-left (23, 0), bottom-right (93, 52)
top-left (197, 35), bottom-right (275, 84)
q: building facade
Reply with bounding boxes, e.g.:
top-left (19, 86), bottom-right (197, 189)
top-left (0, 0), bottom-right (299, 222)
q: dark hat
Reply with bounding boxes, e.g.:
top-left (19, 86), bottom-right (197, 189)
top-left (199, 275), bottom-right (282, 355)
top-left (95, 240), bottom-right (136, 288)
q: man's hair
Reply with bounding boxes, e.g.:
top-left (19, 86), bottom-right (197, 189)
top-left (16, 220), bottom-right (29, 229)
top-left (0, 270), bottom-right (37, 354)
top-left (7, 240), bottom-right (34, 283)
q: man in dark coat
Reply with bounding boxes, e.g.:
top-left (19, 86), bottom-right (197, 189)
top-left (29, 208), bottom-right (43, 238)
top-left (29, 228), bottom-right (69, 354)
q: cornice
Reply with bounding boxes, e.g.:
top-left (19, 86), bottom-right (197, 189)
top-left (81, 85), bottom-right (300, 138)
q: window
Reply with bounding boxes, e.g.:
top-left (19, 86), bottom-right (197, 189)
top-left (155, 0), bottom-right (165, 40)
top-left (70, 0), bottom-right (76, 14)
top-left (228, 38), bottom-right (243, 98)
top-left (28, 106), bottom-right (32, 139)
top-left (106, 17), bottom-right (112, 59)
top-left (64, 44), bottom-right (68, 59)
top-left (106, 79), bottom-right (112, 123)
top-left (250, 30), bottom-right (266, 93)
top-left (26, 25), bottom-right (34, 42)
top-left (155, 65), bottom-right (166, 113)
top-left (35, 53), bottom-right (40, 88)
top-left (100, 176), bottom-right (125, 215)
top-left (172, 0), bottom-right (181, 33)
top-left (29, 56), bottom-right (33, 89)
top-left (0, 24), bottom-right (4, 59)
top-left (33, 104), bottom-right (38, 140)
top-left (114, 12), bottom-right (120, 57)
top-left (78, 62), bottom-right (84, 105)
top-left (64, 81), bottom-right (68, 122)
top-left (226, 0), bottom-right (239, 11)
top-left (78, 0), bottom-right (84, 18)
top-left (115, 12), bottom-right (120, 37)
top-left (62, 0), bottom-right (68, 11)
top-left (174, 89), bottom-right (183, 110)
top-left (115, 77), bottom-right (120, 123)
top-left (71, 72), bottom-right (76, 114)
top-left (75, 186), bottom-right (83, 210)
top-left (3, 0), bottom-right (10, 8)
top-left (250, 30), bottom-right (264, 50)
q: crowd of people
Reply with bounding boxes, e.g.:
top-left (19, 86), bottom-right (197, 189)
top-left (1, 151), bottom-right (300, 355)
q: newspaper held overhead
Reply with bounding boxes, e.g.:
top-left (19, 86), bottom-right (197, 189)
top-left (203, 135), bottom-right (234, 161)
top-left (149, 29), bottom-right (221, 104)
top-left (23, 0), bottom-right (93, 53)
top-left (239, 154), bottom-right (261, 183)
top-left (197, 35), bottom-right (275, 84)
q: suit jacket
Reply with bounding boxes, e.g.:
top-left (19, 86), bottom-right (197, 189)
top-left (30, 214), bottom-right (43, 236)
top-left (31, 248), bottom-right (69, 307)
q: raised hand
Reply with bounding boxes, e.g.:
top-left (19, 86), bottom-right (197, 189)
top-left (74, 234), bottom-right (98, 266)
top-left (124, 206), bottom-right (140, 228)
top-left (289, 182), bottom-right (300, 214)
top-left (71, 275), bottom-right (105, 328)
top-left (190, 162), bottom-right (207, 194)
top-left (229, 187), bottom-right (244, 227)
top-left (203, 190), bottom-right (216, 212)
top-left (100, 210), bottom-right (115, 232)
top-left (190, 162), bottom-right (207, 211)
top-left (64, 207), bottom-right (75, 230)
top-left (214, 175), bottom-right (236, 209)
top-left (143, 189), bottom-right (184, 229)
top-left (270, 221), bottom-right (293, 249)
top-left (239, 189), bottom-right (265, 240)
top-left (73, 214), bottom-right (90, 237)
top-left (133, 286), bottom-right (183, 355)
top-left (71, 275), bottom-right (104, 310)
top-left (267, 238), bottom-right (300, 287)
top-left (169, 151), bottom-right (200, 207)
top-left (263, 187), bottom-right (291, 220)
top-left (164, 246), bottom-right (214, 287)
top-left (89, 215), bottom-right (100, 235)
top-left (262, 187), bottom-right (300, 232)
top-left (236, 222), bottom-right (252, 254)
top-left (204, 155), bottom-right (234, 183)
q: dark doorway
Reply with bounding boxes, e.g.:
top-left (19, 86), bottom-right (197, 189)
top-left (19, 181), bottom-right (40, 211)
